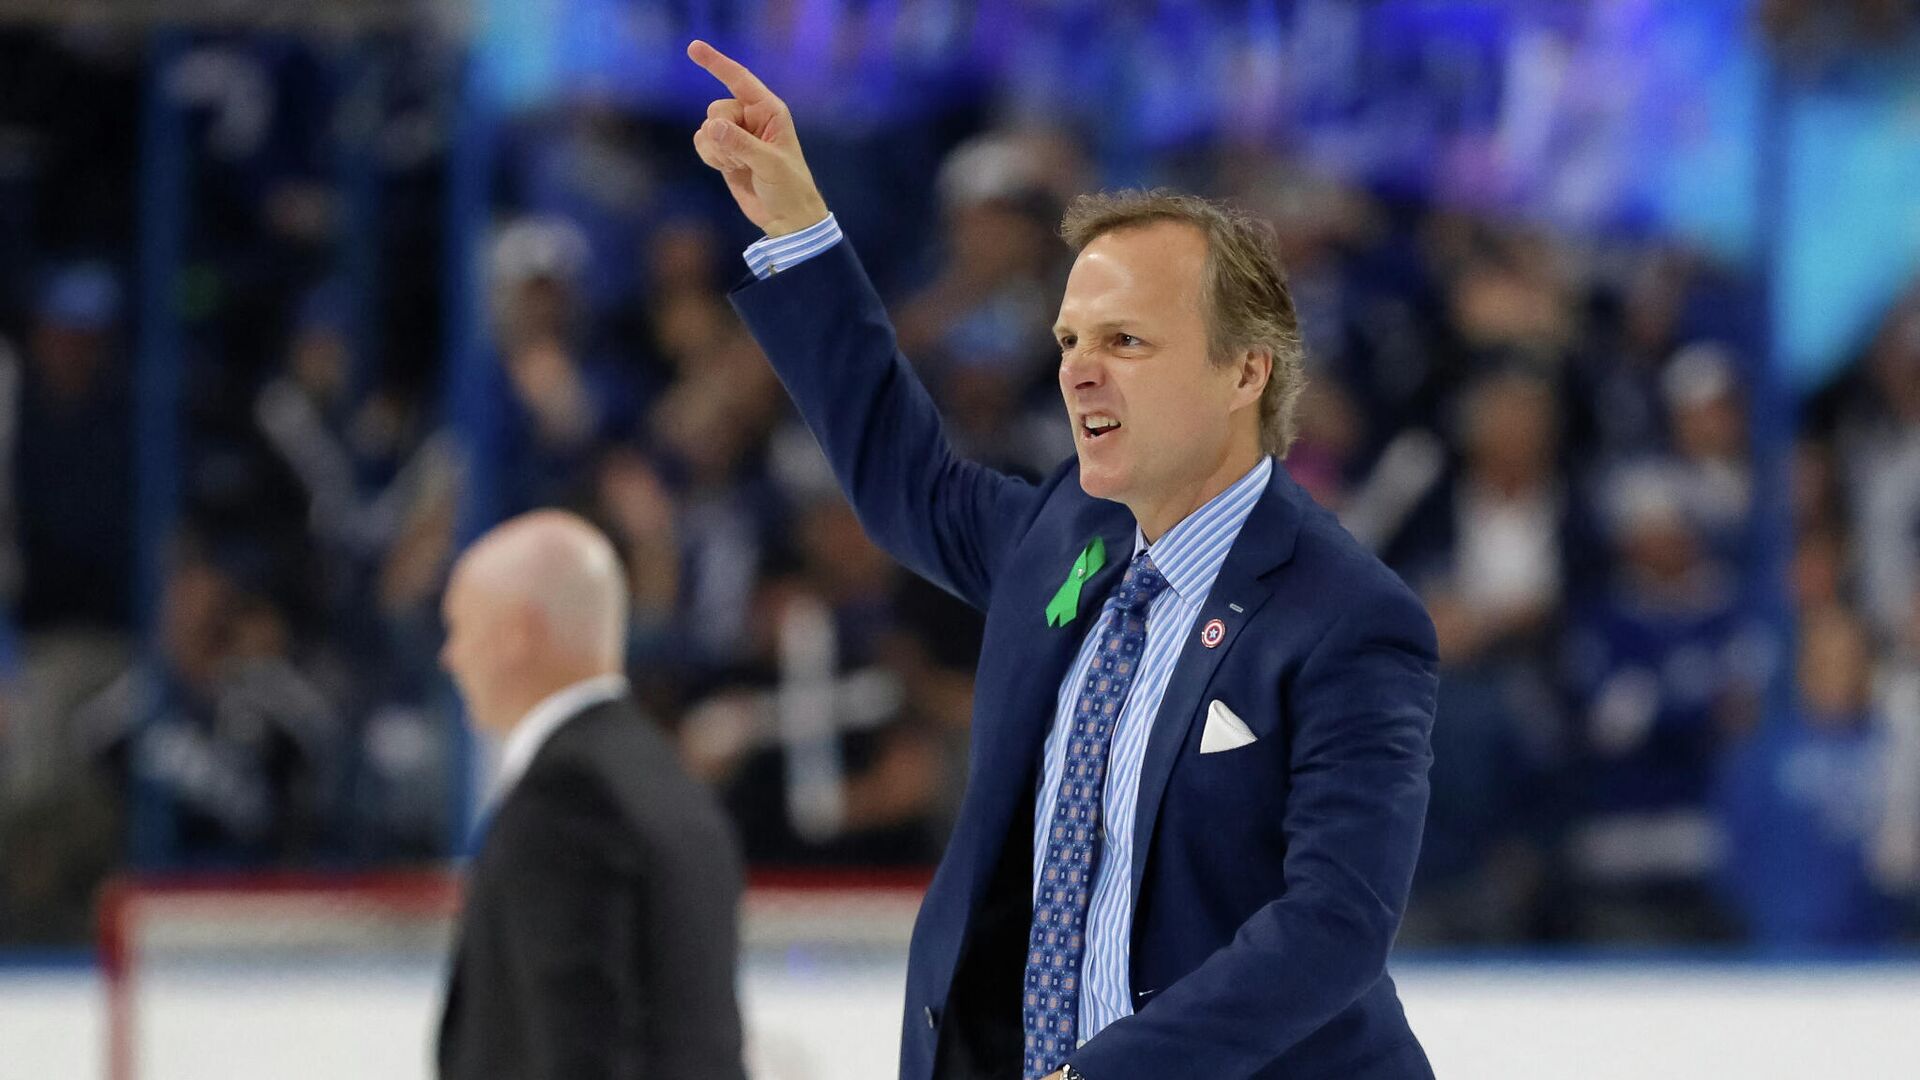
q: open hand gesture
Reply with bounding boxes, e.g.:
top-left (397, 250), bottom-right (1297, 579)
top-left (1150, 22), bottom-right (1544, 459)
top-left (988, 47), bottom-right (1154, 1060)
top-left (687, 40), bottom-right (830, 237)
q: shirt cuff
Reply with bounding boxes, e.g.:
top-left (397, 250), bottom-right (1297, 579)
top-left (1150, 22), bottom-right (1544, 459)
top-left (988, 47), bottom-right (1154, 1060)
top-left (742, 214), bottom-right (842, 279)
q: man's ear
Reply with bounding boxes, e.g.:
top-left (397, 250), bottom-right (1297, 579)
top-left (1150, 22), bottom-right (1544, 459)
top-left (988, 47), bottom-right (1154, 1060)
top-left (1233, 347), bottom-right (1272, 411)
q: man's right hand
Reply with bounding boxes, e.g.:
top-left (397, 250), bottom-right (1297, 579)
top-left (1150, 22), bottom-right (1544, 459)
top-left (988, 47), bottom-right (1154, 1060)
top-left (687, 39), bottom-right (830, 238)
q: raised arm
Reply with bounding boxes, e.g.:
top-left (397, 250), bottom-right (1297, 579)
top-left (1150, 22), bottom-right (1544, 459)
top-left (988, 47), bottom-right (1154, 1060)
top-left (688, 41), bottom-right (1041, 608)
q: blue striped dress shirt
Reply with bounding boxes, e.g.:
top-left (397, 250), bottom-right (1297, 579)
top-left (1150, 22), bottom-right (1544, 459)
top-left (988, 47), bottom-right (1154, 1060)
top-left (744, 214), bottom-right (844, 279)
top-left (740, 224), bottom-right (1273, 1043)
top-left (1032, 456), bottom-right (1272, 1043)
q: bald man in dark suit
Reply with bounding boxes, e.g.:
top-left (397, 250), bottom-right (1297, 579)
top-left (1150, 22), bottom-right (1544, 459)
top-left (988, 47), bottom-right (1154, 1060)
top-left (437, 511), bottom-right (747, 1080)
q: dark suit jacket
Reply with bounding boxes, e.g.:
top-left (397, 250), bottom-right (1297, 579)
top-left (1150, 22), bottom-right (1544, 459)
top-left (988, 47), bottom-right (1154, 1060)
top-left (438, 696), bottom-right (748, 1080)
top-left (733, 242), bottom-right (1440, 1080)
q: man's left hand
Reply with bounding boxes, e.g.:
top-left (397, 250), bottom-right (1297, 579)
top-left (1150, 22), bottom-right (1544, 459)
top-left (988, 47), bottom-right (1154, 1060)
top-left (686, 39), bottom-right (830, 238)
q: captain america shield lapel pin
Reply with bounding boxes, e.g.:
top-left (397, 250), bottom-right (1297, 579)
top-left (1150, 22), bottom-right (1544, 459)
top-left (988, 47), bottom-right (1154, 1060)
top-left (1201, 618), bottom-right (1227, 648)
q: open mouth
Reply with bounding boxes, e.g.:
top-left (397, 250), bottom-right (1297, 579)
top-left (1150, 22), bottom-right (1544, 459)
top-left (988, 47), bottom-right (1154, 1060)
top-left (1082, 415), bottom-right (1122, 440)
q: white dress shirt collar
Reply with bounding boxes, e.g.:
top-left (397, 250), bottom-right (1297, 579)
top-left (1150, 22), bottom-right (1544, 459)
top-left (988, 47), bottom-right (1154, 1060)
top-left (494, 673), bottom-right (629, 798)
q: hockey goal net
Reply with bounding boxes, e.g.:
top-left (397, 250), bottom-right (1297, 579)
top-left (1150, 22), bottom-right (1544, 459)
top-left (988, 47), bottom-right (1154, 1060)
top-left (99, 869), bottom-right (925, 1080)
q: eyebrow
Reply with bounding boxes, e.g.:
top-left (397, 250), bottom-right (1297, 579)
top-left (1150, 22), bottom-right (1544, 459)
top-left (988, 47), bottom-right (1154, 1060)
top-left (1052, 319), bottom-right (1133, 339)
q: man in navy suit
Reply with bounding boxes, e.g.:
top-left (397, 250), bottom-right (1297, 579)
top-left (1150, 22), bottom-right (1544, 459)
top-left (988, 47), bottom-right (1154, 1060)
top-left (689, 40), bottom-right (1439, 1080)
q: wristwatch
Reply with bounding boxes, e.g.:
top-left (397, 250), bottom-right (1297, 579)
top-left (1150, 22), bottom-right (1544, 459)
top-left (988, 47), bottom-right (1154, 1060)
top-left (1062, 1066), bottom-right (1089, 1080)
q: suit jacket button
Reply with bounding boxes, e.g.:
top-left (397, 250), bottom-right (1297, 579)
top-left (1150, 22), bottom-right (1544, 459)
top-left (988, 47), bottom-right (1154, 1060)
top-left (925, 1005), bottom-right (936, 1029)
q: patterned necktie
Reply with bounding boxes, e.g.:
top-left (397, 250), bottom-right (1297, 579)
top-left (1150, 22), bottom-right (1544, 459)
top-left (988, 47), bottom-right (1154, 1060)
top-left (1023, 552), bottom-right (1168, 1079)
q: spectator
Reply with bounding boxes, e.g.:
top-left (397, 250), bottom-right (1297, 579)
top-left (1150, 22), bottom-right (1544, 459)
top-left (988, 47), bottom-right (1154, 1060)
top-left (12, 262), bottom-right (133, 633)
top-left (697, 491), bottom-right (948, 867)
top-left (598, 214), bottom-right (718, 411)
top-left (648, 323), bottom-right (788, 677)
top-left (1427, 372), bottom-right (1566, 657)
top-left (591, 447), bottom-right (685, 684)
top-left (1561, 466), bottom-right (1772, 939)
top-left (1718, 604), bottom-right (1901, 950)
top-left (1408, 372), bottom-right (1568, 940)
top-left (256, 284), bottom-right (437, 555)
top-left (1660, 342), bottom-right (1755, 572)
top-left (1832, 290), bottom-right (1920, 640)
top-left (0, 264), bottom-right (137, 866)
top-left (1565, 250), bottom-right (1696, 471)
top-left (77, 548), bottom-right (339, 867)
top-left (485, 216), bottom-right (637, 514)
top-left (1871, 584), bottom-right (1920, 899)
top-left (893, 132), bottom-right (1070, 476)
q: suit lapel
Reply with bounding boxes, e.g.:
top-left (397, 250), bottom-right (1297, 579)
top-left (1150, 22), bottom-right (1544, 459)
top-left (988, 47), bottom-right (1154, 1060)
top-left (1128, 465), bottom-right (1303, 904)
top-left (960, 507), bottom-right (1134, 915)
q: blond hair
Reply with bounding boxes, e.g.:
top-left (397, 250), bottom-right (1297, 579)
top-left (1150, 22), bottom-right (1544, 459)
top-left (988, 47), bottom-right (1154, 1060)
top-left (1060, 190), bottom-right (1307, 456)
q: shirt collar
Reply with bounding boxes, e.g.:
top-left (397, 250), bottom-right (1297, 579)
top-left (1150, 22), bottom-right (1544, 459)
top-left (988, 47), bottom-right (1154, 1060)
top-left (1133, 457), bottom-right (1273, 603)
top-left (494, 673), bottom-right (629, 798)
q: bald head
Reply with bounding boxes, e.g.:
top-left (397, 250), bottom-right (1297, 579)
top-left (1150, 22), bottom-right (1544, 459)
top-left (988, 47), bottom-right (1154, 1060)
top-left (440, 510), bottom-right (629, 733)
top-left (457, 510), bottom-right (628, 662)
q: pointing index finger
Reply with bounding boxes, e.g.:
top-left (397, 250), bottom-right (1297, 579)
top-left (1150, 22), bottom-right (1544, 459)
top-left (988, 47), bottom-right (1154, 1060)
top-left (688, 40), bottom-right (774, 105)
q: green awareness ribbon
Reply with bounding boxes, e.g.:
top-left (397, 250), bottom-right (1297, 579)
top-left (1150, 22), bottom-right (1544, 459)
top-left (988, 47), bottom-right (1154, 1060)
top-left (1044, 536), bottom-right (1107, 627)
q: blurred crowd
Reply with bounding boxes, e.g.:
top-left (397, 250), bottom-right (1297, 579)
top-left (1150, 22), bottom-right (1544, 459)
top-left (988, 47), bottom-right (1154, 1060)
top-left (1, 14), bottom-right (1918, 956)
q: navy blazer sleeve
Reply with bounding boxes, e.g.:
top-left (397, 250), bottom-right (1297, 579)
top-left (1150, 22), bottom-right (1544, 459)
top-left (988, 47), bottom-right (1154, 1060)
top-left (730, 241), bottom-right (1041, 610)
top-left (1071, 585), bottom-right (1439, 1079)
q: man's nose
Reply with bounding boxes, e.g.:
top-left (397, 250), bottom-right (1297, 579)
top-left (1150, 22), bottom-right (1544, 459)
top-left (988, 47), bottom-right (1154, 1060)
top-left (1060, 347), bottom-right (1104, 389)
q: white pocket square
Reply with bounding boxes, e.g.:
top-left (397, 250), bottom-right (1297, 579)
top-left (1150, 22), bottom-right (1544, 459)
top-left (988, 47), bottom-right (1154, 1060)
top-left (1200, 699), bottom-right (1258, 753)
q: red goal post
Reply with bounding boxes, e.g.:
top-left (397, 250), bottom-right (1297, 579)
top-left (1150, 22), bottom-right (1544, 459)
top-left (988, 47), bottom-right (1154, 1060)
top-left (99, 871), bottom-right (464, 1080)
